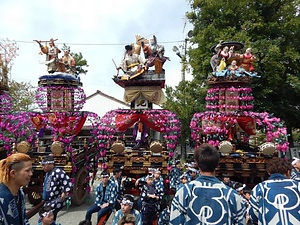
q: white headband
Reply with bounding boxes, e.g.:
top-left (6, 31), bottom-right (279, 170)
top-left (236, 184), bottom-right (246, 192)
top-left (101, 174), bottom-right (110, 178)
top-left (121, 199), bottom-right (133, 206)
top-left (41, 210), bottom-right (53, 218)
top-left (41, 160), bottom-right (54, 165)
top-left (188, 167), bottom-right (198, 173)
top-left (292, 157), bottom-right (299, 166)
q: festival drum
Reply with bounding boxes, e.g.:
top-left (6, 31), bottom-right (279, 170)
top-left (51, 141), bottom-right (63, 155)
top-left (16, 141), bottom-right (31, 153)
top-left (111, 140), bottom-right (125, 153)
top-left (150, 140), bottom-right (163, 153)
top-left (259, 142), bottom-right (276, 155)
top-left (218, 140), bottom-right (233, 154)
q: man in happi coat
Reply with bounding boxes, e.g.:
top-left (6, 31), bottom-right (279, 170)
top-left (249, 157), bottom-right (300, 225)
top-left (41, 155), bottom-right (73, 220)
top-left (170, 160), bottom-right (181, 192)
top-left (170, 143), bottom-right (246, 225)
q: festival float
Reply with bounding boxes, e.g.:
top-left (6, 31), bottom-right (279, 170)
top-left (190, 41), bottom-right (289, 185)
top-left (97, 35), bottom-right (181, 195)
top-left (1, 39), bottom-right (102, 212)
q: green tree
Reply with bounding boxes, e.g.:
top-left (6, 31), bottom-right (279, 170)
top-left (185, 0), bottom-right (300, 146)
top-left (72, 52), bottom-right (89, 75)
top-left (163, 79), bottom-right (206, 158)
top-left (8, 80), bottom-right (37, 112)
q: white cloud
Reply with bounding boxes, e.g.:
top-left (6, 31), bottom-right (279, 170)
top-left (1, 0), bottom-right (193, 108)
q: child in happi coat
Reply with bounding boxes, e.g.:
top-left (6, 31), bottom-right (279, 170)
top-left (140, 175), bottom-right (160, 225)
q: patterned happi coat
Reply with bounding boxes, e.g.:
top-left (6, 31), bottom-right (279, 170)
top-left (158, 207), bottom-right (170, 225)
top-left (110, 176), bottom-right (124, 202)
top-left (112, 209), bottom-right (142, 225)
top-left (153, 177), bottom-right (164, 199)
top-left (170, 175), bottom-right (246, 225)
top-left (94, 179), bottom-right (117, 207)
top-left (170, 166), bottom-right (181, 191)
top-left (139, 175), bottom-right (164, 199)
top-left (42, 166), bottom-right (73, 210)
top-left (0, 184), bottom-right (29, 225)
top-left (291, 168), bottom-right (300, 181)
top-left (249, 173), bottom-right (300, 225)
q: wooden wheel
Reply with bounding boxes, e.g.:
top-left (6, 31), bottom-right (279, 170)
top-left (72, 167), bottom-right (88, 206)
top-left (28, 190), bottom-right (42, 205)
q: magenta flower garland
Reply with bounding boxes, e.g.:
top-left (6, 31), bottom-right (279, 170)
top-left (190, 111), bottom-right (289, 152)
top-left (0, 112), bottom-right (37, 151)
top-left (95, 109), bottom-right (181, 171)
top-left (205, 86), bottom-right (254, 112)
top-left (35, 86), bottom-right (86, 112)
top-left (0, 91), bottom-right (12, 113)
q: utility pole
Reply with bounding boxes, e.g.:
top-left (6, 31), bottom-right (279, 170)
top-left (172, 30), bottom-right (193, 159)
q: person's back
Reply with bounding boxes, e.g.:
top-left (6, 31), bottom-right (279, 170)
top-left (249, 157), bottom-right (300, 225)
top-left (171, 176), bottom-right (245, 224)
top-left (170, 143), bottom-right (246, 225)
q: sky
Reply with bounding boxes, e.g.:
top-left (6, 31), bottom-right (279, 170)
top-left (0, 0), bottom-right (193, 104)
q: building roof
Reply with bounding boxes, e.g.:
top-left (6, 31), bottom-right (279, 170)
top-left (86, 90), bottom-right (129, 107)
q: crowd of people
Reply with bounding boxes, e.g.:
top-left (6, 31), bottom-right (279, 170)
top-left (169, 144), bottom-right (300, 225)
top-left (0, 147), bottom-right (300, 225)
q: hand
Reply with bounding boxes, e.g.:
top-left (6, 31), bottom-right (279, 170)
top-left (61, 192), bottom-right (67, 200)
top-left (101, 203), bottom-right (109, 208)
top-left (148, 194), bottom-right (156, 199)
top-left (135, 179), bottom-right (140, 187)
top-left (121, 176), bottom-right (127, 183)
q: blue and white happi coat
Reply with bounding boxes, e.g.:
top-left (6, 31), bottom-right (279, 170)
top-left (42, 166), bottom-right (73, 210)
top-left (0, 184), bottom-right (29, 225)
top-left (158, 207), bottom-right (170, 225)
top-left (140, 183), bottom-right (161, 208)
top-left (170, 175), bottom-right (246, 225)
top-left (170, 166), bottom-right (181, 191)
top-left (37, 221), bottom-right (61, 225)
top-left (153, 177), bottom-right (164, 199)
top-left (249, 173), bottom-right (300, 225)
top-left (290, 168), bottom-right (300, 181)
top-left (112, 209), bottom-right (142, 225)
top-left (110, 176), bottom-right (124, 201)
top-left (94, 179), bottom-right (117, 207)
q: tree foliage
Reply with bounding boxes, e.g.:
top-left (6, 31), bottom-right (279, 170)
top-left (163, 79), bottom-right (207, 156)
top-left (72, 52), bottom-right (89, 75)
top-left (8, 80), bottom-right (37, 112)
top-left (184, 0), bottom-right (300, 144)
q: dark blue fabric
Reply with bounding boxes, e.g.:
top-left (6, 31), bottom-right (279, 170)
top-left (85, 204), bottom-right (112, 223)
top-left (0, 184), bottom-right (29, 225)
top-left (39, 73), bottom-right (79, 81)
top-left (249, 173), bottom-right (300, 225)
